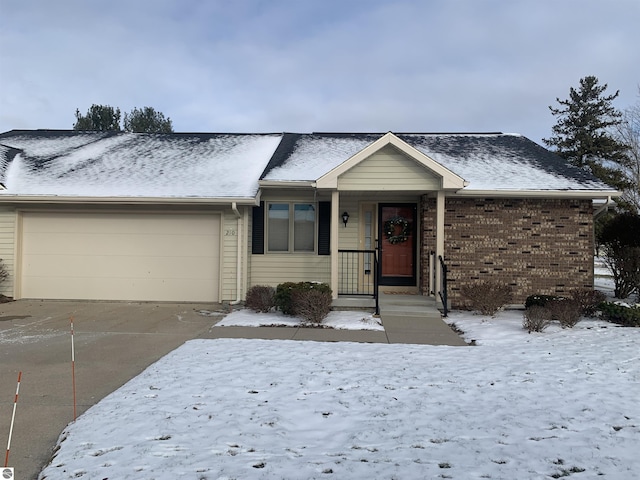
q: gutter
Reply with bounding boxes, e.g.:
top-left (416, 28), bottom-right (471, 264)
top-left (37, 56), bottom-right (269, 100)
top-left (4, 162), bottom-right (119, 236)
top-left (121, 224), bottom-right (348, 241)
top-left (451, 189), bottom-right (621, 199)
top-left (258, 180), bottom-right (315, 188)
top-left (230, 202), bottom-right (244, 305)
top-left (0, 195), bottom-right (260, 206)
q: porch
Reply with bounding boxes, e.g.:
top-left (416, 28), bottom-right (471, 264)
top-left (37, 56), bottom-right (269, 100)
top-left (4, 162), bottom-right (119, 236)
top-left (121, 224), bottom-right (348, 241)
top-left (335, 249), bottom-right (450, 316)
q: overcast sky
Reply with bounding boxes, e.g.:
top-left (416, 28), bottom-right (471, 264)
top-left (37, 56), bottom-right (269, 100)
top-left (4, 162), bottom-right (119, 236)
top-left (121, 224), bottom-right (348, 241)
top-left (1, 0), bottom-right (638, 144)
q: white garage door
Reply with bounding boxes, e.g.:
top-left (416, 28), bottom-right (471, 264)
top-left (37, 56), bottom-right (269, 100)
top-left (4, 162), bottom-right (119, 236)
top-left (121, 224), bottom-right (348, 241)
top-left (20, 212), bottom-right (220, 302)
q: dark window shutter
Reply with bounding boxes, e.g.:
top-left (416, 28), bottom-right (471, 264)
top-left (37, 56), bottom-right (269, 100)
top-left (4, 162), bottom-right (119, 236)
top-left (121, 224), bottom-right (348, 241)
top-left (252, 201), bottom-right (265, 254)
top-left (318, 201), bottom-right (331, 255)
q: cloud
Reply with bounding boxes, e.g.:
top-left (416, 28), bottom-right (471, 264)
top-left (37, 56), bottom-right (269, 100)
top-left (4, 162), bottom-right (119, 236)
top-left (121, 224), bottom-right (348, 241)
top-left (1, 0), bottom-right (638, 144)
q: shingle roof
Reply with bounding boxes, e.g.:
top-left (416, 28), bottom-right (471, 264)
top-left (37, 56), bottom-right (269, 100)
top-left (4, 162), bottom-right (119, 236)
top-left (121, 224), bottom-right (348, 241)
top-left (0, 130), bottom-right (283, 198)
top-left (261, 132), bottom-right (614, 192)
top-left (0, 130), bottom-right (616, 199)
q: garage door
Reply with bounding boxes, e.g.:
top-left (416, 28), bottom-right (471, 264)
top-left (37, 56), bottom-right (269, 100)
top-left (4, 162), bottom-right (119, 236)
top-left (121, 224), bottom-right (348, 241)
top-left (20, 212), bottom-right (220, 302)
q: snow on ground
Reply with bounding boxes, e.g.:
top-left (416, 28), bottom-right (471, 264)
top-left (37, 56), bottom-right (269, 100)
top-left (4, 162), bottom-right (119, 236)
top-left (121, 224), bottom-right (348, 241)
top-left (215, 309), bottom-right (384, 330)
top-left (40, 308), bottom-right (639, 479)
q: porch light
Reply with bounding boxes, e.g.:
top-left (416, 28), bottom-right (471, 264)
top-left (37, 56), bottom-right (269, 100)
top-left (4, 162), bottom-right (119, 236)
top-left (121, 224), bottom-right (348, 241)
top-left (342, 211), bottom-right (350, 227)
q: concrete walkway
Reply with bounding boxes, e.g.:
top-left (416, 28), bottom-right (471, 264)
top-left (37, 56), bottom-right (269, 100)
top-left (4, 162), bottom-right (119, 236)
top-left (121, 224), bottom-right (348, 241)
top-left (206, 292), bottom-right (467, 346)
top-left (378, 292), bottom-right (468, 346)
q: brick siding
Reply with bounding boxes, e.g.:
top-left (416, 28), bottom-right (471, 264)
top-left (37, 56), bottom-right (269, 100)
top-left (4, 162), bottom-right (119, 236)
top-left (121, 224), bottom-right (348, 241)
top-left (421, 196), bottom-right (594, 307)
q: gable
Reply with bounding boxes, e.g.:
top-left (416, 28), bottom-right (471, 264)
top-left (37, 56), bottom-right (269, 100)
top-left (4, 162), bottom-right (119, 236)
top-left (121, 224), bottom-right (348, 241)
top-left (338, 145), bottom-right (441, 191)
top-left (316, 132), bottom-right (467, 190)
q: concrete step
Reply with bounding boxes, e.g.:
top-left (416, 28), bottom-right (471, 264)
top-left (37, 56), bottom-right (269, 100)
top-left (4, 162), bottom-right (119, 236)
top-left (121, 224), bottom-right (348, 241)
top-left (379, 304), bottom-right (440, 315)
top-left (379, 293), bottom-right (436, 306)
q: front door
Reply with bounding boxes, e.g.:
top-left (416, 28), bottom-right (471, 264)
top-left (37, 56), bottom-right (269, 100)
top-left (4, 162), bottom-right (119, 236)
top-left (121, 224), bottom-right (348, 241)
top-left (379, 203), bottom-right (417, 286)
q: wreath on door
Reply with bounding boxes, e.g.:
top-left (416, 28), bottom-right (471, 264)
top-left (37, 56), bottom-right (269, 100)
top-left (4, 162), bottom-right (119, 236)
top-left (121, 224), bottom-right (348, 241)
top-left (384, 215), bottom-right (411, 244)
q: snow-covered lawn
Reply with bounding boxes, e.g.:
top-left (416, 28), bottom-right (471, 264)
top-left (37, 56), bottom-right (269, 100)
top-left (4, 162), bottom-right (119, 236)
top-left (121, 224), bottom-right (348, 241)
top-left (40, 309), bottom-right (639, 479)
top-left (215, 308), bottom-right (384, 330)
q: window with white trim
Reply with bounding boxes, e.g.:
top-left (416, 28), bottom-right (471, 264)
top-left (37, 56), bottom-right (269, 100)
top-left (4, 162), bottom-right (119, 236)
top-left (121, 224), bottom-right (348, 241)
top-left (267, 203), bottom-right (316, 253)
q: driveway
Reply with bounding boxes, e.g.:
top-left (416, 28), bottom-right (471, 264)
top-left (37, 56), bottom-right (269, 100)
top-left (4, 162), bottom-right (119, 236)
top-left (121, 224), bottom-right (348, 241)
top-left (0, 300), bottom-right (225, 480)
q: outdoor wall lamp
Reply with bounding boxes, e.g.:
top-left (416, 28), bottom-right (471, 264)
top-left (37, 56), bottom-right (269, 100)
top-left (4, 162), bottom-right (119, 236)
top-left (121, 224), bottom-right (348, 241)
top-left (342, 211), bottom-right (350, 227)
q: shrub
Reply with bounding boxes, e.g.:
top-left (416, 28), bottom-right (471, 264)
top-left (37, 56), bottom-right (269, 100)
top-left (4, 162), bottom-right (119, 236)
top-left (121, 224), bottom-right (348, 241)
top-left (570, 288), bottom-right (606, 317)
top-left (0, 259), bottom-right (10, 302)
top-left (522, 306), bottom-right (552, 333)
top-left (291, 289), bottom-right (333, 324)
top-left (275, 282), bottom-right (332, 316)
top-left (0, 259), bottom-right (8, 285)
top-left (524, 294), bottom-right (565, 309)
top-left (548, 298), bottom-right (582, 328)
top-left (245, 285), bottom-right (276, 313)
top-left (603, 246), bottom-right (640, 299)
top-left (598, 301), bottom-right (640, 327)
top-left (599, 212), bottom-right (640, 299)
top-left (461, 281), bottom-right (512, 316)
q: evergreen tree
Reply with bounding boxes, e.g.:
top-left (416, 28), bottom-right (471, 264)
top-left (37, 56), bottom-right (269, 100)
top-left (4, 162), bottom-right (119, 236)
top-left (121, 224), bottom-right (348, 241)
top-left (543, 76), bottom-right (630, 190)
top-left (73, 104), bottom-right (174, 133)
top-left (123, 106), bottom-right (174, 133)
top-left (73, 104), bottom-right (122, 131)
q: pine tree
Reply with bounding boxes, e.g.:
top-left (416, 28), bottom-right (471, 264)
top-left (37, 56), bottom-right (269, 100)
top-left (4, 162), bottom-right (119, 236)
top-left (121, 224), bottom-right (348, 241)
top-left (73, 105), bottom-right (174, 133)
top-left (73, 104), bottom-right (122, 131)
top-left (123, 106), bottom-right (173, 133)
top-left (543, 76), bottom-right (630, 190)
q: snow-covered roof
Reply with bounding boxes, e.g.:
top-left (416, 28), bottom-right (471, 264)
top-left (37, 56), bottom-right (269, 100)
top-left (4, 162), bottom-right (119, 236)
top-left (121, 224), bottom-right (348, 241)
top-left (0, 130), bottom-right (283, 199)
top-left (262, 132), bottom-right (615, 192)
top-left (0, 130), bottom-right (616, 201)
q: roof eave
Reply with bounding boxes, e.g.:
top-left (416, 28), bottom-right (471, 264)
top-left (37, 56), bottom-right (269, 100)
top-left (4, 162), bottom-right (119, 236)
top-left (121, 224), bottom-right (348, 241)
top-left (0, 195), bottom-right (260, 206)
top-left (451, 189), bottom-right (621, 198)
top-left (258, 180), bottom-right (316, 188)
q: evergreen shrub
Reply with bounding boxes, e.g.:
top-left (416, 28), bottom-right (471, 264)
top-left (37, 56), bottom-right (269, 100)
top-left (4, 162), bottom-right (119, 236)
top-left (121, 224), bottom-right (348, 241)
top-left (598, 302), bottom-right (640, 327)
top-left (524, 294), bottom-right (565, 309)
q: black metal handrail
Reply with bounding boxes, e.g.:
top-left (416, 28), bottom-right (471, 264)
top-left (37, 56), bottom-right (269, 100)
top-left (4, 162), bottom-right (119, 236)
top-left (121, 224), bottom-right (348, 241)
top-left (438, 255), bottom-right (449, 317)
top-left (338, 249), bottom-right (379, 315)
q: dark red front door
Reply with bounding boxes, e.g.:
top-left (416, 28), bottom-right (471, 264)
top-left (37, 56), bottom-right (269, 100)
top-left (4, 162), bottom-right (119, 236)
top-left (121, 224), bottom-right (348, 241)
top-left (379, 204), bottom-right (417, 286)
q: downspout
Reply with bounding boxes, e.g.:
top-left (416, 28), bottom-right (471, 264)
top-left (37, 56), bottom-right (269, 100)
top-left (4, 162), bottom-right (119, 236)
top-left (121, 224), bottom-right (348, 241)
top-left (230, 202), bottom-right (243, 305)
top-left (594, 196), bottom-right (612, 218)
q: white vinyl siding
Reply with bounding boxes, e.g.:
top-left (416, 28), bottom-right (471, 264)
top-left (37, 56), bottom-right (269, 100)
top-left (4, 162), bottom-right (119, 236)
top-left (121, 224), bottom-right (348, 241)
top-left (221, 208), bottom-right (245, 302)
top-left (337, 197), bottom-right (359, 250)
top-left (338, 145), bottom-right (441, 191)
top-left (0, 207), bottom-right (16, 296)
top-left (250, 254), bottom-right (330, 287)
top-left (19, 211), bottom-right (221, 302)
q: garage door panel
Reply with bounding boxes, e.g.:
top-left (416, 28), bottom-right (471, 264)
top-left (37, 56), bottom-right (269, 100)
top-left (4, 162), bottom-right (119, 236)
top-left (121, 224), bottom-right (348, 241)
top-left (22, 276), bottom-right (217, 302)
top-left (23, 254), bottom-right (218, 280)
top-left (20, 212), bottom-right (221, 302)
top-left (23, 232), bottom-right (218, 257)
top-left (23, 213), bottom-right (218, 235)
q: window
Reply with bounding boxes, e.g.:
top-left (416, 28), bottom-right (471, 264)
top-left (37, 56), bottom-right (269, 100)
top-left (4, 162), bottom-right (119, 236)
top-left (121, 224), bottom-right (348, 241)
top-left (267, 203), bottom-right (289, 251)
top-left (267, 203), bottom-right (316, 252)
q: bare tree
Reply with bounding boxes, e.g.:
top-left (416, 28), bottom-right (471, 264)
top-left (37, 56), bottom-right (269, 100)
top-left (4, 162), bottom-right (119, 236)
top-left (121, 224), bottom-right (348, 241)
top-left (615, 90), bottom-right (640, 213)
